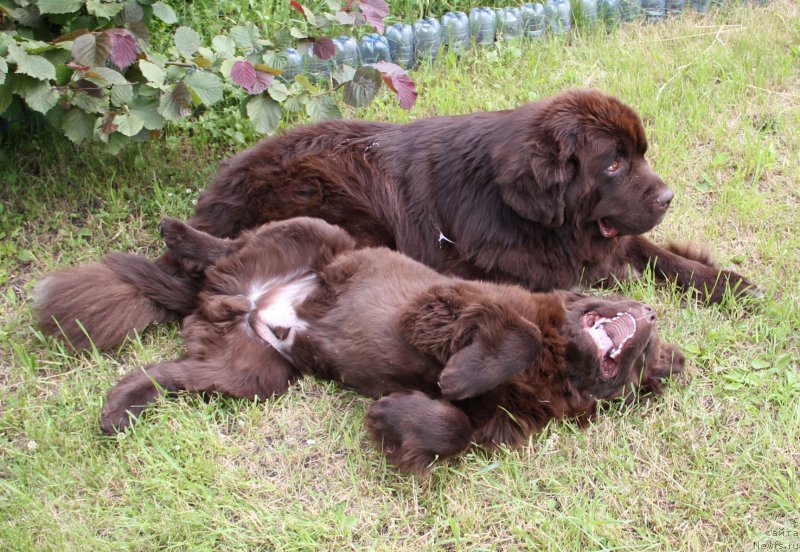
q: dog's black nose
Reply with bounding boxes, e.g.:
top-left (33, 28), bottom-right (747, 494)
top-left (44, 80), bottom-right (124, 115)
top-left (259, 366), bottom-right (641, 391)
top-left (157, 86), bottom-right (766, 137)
top-left (656, 189), bottom-right (674, 208)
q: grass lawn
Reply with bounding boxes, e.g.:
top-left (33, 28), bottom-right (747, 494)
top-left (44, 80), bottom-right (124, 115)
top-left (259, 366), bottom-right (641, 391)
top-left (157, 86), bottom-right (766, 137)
top-left (1, 1), bottom-right (799, 549)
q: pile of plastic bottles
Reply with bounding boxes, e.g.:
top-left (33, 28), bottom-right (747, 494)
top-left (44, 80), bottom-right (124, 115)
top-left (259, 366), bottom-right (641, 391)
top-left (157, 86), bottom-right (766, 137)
top-left (280, 0), bottom-right (770, 81)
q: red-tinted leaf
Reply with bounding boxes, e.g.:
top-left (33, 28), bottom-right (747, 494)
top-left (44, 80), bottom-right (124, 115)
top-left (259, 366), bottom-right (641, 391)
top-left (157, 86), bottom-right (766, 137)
top-left (66, 61), bottom-right (91, 72)
top-left (231, 60), bottom-right (257, 91)
top-left (251, 70), bottom-right (274, 94)
top-left (312, 37), bottom-right (335, 60)
top-left (108, 30), bottom-right (138, 69)
top-left (290, 0), bottom-right (307, 19)
top-left (101, 112), bottom-right (118, 135)
top-left (231, 60), bottom-right (274, 94)
top-left (375, 61), bottom-right (417, 109)
top-left (344, 0), bottom-right (356, 11)
top-left (358, 0), bottom-right (388, 34)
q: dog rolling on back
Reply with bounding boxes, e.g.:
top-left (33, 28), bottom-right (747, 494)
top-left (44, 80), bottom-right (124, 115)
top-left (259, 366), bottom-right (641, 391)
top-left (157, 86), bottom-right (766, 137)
top-left (92, 217), bottom-right (684, 473)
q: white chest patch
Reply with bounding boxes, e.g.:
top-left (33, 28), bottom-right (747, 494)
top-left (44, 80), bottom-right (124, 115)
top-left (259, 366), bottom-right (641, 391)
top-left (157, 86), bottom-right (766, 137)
top-left (249, 271), bottom-right (318, 359)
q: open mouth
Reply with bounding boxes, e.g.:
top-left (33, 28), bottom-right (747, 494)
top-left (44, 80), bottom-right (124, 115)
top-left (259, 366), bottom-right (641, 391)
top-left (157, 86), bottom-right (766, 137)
top-left (598, 219), bottom-right (619, 238)
top-left (583, 311), bottom-right (637, 379)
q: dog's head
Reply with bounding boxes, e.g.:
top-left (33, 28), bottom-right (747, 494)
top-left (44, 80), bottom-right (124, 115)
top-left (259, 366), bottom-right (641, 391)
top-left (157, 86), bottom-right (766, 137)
top-left (558, 293), bottom-right (684, 400)
top-left (493, 89), bottom-right (673, 236)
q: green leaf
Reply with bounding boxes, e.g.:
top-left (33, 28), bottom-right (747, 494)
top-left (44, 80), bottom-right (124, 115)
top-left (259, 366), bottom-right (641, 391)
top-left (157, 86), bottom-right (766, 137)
top-left (115, 113), bottom-right (144, 136)
top-left (0, 57), bottom-right (7, 86)
top-left (152, 1), bottom-right (178, 24)
top-left (71, 90), bottom-right (108, 113)
top-left (175, 26), bottom-right (201, 57)
top-left (267, 81), bottom-right (289, 102)
top-left (751, 359), bottom-right (770, 370)
top-left (343, 66), bottom-right (381, 108)
top-left (86, 0), bottom-right (125, 18)
top-left (23, 80), bottom-right (60, 114)
top-left (130, 96), bottom-right (165, 129)
top-left (211, 35), bottom-right (236, 57)
top-left (230, 23), bottom-right (260, 49)
top-left (71, 32), bottom-right (113, 66)
top-left (61, 108), bottom-right (96, 144)
top-left (104, 132), bottom-right (129, 154)
top-left (331, 64), bottom-right (356, 85)
top-left (283, 93), bottom-right (308, 113)
top-left (84, 66), bottom-right (130, 86)
top-left (290, 27), bottom-right (308, 40)
top-left (294, 74), bottom-right (318, 94)
top-left (38, 0), bottom-right (85, 14)
top-left (158, 80), bottom-right (192, 121)
top-left (185, 71), bottom-right (223, 106)
top-left (8, 43), bottom-right (56, 81)
top-left (138, 59), bottom-right (166, 87)
top-left (0, 79), bottom-right (14, 115)
top-left (246, 93), bottom-right (282, 134)
top-left (306, 95), bottom-right (340, 122)
top-left (122, 1), bottom-right (143, 23)
top-left (110, 83), bottom-right (133, 106)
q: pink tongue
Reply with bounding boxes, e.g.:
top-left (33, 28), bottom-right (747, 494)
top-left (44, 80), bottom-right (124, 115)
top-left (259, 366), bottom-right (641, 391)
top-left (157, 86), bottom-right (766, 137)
top-left (587, 324), bottom-right (613, 358)
top-left (599, 220), bottom-right (619, 238)
top-left (605, 314), bottom-right (635, 348)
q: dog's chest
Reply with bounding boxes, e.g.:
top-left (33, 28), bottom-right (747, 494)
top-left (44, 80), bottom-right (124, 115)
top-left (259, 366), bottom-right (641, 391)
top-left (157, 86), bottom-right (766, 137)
top-left (248, 271), bottom-right (319, 358)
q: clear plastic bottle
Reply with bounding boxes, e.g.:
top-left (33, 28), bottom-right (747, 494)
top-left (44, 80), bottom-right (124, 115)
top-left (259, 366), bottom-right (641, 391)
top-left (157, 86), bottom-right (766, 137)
top-left (333, 35), bottom-right (359, 68)
top-left (279, 48), bottom-right (304, 83)
top-left (469, 7), bottom-right (497, 46)
top-left (413, 17), bottom-right (442, 62)
top-left (641, 0), bottom-right (665, 20)
top-left (521, 3), bottom-right (546, 39)
top-left (305, 43), bottom-right (332, 82)
top-left (545, 0), bottom-right (572, 35)
top-left (619, 0), bottom-right (641, 20)
top-left (358, 34), bottom-right (391, 65)
top-left (575, 0), bottom-right (599, 25)
top-left (496, 7), bottom-right (522, 40)
top-left (665, 0), bottom-right (684, 15)
top-left (599, 0), bottom-right (623, 24)
top-left (440, 11), bottom-right (470, 54)
top-left (385, 23), bottom-right (414, 69)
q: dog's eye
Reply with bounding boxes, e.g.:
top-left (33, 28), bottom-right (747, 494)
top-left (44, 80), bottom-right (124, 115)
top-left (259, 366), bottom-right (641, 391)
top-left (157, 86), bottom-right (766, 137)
top-left (606, 160), bottom-right (621, 174)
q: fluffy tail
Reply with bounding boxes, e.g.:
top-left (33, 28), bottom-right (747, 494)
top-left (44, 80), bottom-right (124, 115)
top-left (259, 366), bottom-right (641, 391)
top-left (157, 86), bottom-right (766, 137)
top-left (33, 252), bottom-right (199, 351)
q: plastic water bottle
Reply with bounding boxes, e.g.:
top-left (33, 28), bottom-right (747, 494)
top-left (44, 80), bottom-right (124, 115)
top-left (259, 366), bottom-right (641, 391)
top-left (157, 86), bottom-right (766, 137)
top-left (690, 0), bottom-right (723, 12)
top-left (412, 17), bottom-right (441, 62)
top-left (545, 0), bottom-right (572, 35)
top-left (440, 11), bottom-right (470, 54)
top-left (599, 0), bottom-right (623, 24)
top-left (641, 0), bottom-right (665, 20)
top-left (575, 0), bottom-right (599, 24)
top-left (333, 35), bottom-right (359, 68)
top-left (521, 3), bottom-right (546, 39)
top-left (279, 48), bottom-right (304, 83)
top-left (619, 0), bottom-right (641, 20)
top-left (469, 7), bottom-right (496, 47)
top-left (305, 43), bottom-right (332, 82)
top-left (665, 0), bottom-right (684, 15)
top-left (496, 7), bottom-right (522, 40)
top-left (385, 23), bottom-right (414, 69)
top-left (358, 34), bottom-right (391, 65)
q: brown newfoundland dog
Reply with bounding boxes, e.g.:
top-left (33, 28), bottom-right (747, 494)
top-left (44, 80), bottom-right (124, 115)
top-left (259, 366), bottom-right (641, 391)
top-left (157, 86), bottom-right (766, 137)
top-left (90, 217), bottom-right (684, 473)
top-left (35, 89), bottom-right (754, 351)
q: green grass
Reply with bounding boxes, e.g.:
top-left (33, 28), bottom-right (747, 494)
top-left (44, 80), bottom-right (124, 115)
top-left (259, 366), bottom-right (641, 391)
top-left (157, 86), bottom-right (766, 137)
top-left (2, 2), bottom-right (799, 549)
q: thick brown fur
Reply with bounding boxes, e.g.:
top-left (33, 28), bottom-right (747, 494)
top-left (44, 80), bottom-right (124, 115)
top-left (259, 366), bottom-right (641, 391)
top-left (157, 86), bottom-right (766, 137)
top-left (33, 89), bottom-right (756, 351)
top-left (98, 217), bottom-right (685, 474)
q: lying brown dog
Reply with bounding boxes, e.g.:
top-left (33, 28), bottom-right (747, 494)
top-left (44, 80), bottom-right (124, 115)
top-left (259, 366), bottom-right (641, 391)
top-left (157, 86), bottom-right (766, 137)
top-left (92, 217), bottom-right (684, 473)
top-left (34, 89), bottom-right (756, 352)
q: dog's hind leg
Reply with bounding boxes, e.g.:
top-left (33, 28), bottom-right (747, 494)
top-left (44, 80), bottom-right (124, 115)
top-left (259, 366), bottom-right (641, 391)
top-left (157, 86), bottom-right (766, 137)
top-left (101, 348), bottom-right (297, 434)
top-left (365, 391), bottom-right (472, 473)
top-left (400, 284), bottom-right (543, 400)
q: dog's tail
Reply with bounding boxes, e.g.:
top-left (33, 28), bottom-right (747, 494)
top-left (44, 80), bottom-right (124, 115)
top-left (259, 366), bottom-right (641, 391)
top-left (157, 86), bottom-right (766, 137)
top-left (33, 252), bottom-right (199, 351)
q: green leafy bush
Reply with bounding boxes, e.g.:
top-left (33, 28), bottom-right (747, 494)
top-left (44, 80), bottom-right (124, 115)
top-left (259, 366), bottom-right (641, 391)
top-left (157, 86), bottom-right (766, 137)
top-left (0, 0), bottom-right (416, 153)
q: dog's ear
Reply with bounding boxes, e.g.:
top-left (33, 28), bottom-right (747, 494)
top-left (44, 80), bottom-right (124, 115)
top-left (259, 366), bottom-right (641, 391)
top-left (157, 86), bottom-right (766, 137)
top-left (492, 111), bottom-right (577, 229)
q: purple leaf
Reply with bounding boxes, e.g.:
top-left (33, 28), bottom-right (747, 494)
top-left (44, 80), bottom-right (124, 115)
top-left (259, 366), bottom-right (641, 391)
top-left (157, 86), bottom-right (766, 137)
top-left (231, 60), bottom-right (274, 94)
top-left (312, 37), bottom-right (335, 60)
top-left (108, 29), bottom-right (138, 69)
top-left (358, 0), bottom-right (388, 34)
top-left (375, 61), bottom-right (417, 109)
